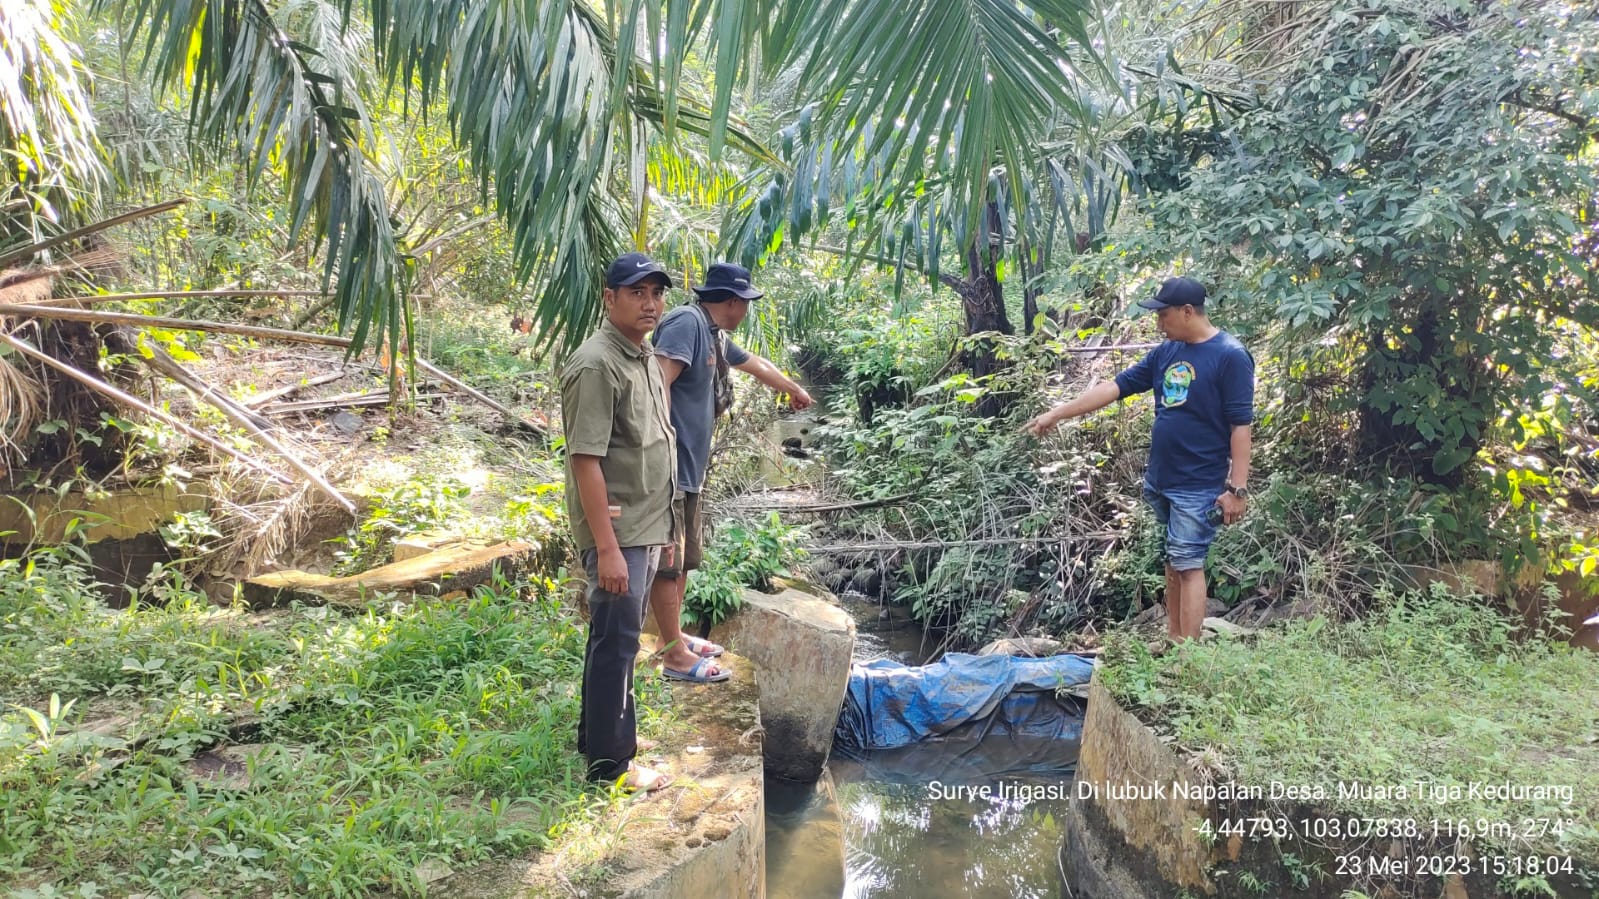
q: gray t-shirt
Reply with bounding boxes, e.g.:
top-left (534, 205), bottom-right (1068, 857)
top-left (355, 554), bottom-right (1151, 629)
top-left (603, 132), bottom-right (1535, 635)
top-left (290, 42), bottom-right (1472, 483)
top-left (650, 303), bottom-right (750, 493)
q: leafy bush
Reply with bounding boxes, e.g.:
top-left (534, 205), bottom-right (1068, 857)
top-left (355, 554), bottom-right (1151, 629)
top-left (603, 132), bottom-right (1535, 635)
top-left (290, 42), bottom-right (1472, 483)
top-left (682, 513), bottom-right (807, 628)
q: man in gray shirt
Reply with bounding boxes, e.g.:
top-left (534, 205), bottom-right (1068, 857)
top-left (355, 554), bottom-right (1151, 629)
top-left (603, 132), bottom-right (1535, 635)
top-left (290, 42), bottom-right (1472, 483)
top-left (648, 262), bottom-right (813, 681)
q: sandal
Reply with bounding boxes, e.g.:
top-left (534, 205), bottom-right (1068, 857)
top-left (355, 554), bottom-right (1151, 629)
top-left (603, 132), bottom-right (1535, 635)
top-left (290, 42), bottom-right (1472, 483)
top-left (622, 762), bottom-right (673, 793)
top-left (682, 635), bottom-right (725, 658)
top-left (663, 656), bottom-right (731, 683)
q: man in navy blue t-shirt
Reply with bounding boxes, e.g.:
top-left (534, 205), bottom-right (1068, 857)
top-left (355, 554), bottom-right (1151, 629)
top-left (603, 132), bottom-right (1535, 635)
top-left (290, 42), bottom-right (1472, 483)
top-left (1023, 277), bottom-right (1255, 641)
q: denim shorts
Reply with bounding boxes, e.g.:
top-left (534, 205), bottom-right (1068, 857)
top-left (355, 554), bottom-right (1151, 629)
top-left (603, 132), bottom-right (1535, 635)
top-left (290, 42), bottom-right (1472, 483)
top-left (1142, 482), bottom-right (1224, 572)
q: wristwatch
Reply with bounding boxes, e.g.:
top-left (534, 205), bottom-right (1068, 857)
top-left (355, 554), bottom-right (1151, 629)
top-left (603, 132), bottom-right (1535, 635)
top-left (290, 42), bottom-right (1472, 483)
top-left (1225, 483), bottom-right (1250, 500)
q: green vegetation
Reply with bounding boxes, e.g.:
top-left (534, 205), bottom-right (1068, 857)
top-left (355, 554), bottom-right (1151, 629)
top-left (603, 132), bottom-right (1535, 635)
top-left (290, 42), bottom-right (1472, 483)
top-left (330, 474), bottom-right (472, 574)
top-left (0, 549), bottom-right (670, 896)
top-left (1099, 585), bottom-right (1599, 861)
top-left (683, 513), bottom-right (808, 629)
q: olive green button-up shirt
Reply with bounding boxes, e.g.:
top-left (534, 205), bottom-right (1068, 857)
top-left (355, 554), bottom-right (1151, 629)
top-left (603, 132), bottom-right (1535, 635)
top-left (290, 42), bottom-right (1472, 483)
top-left (560, 319), bottom-right (677, 552)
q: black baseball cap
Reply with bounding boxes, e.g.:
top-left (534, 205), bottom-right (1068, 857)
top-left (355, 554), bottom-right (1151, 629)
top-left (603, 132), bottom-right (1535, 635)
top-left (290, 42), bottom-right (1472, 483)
top-left (692, 262), bottom-right (764, 301)
top-left (605, 252), bottom-right (673, 289)
top-left (1138, 277), bottom-right (1207, 310)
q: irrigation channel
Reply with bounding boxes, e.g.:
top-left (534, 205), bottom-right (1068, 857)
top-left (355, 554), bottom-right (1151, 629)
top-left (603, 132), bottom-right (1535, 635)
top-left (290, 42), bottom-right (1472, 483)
top-left (762, 592), bottom-right (1081, 898)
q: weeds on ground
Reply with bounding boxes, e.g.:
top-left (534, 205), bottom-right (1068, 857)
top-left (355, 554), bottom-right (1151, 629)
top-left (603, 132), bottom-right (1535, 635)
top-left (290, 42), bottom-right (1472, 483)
top-left (0, 549), bottom-right (669, 897)
top-left (1099, 585), bottom-right (1599, 861)
top-left (329, 473), bottom-right (472, 574)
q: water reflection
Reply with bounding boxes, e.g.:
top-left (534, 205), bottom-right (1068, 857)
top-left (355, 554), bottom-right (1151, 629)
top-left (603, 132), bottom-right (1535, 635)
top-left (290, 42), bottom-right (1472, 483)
top-left (767, 736), bottom-right (1076, 899)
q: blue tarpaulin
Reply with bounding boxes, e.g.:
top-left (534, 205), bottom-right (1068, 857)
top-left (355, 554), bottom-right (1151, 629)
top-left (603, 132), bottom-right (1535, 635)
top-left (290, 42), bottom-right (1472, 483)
top-left (833, 652), bottom-right (1097, 756)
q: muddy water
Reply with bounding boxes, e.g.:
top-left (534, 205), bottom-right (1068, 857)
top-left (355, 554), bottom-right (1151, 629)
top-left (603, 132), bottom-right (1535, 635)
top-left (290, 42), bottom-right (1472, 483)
top-left (765, 591), bottom-right (1078, 899)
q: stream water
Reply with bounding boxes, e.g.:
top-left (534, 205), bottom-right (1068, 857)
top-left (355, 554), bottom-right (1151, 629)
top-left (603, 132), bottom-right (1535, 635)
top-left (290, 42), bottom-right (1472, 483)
top-left (763, 590), bottom-right (1079, 899)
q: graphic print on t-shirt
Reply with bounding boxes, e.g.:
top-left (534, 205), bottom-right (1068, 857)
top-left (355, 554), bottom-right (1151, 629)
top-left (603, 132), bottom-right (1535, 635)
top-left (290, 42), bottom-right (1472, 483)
top-left (1162, 361), bottom-right (1195, 408)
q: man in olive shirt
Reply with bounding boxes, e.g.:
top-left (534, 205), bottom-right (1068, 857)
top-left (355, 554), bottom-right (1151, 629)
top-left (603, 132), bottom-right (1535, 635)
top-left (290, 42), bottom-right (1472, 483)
top-left (560, 251), bottom-right (677, 791)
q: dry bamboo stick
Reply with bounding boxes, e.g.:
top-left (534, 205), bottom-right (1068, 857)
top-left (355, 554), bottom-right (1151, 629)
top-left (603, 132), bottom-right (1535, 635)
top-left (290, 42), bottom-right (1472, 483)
top-left (0, 304), bottom-right (351, 346)
top-left (138, 345), bottom-right (357, 516)
top-left (414, 358), bottom-right (542, 432)
top-left (0, 199), bottom-right (188, 269)
top-left (32, 289), bottom-right (434, 307)
top-left (0, 332), bottom-right (292, 486)
top-left (32, 289), bottom-right (327, 306)
top-left (111, 331), bottom-right (275, 433)
top-left (740, 492), bottom-right (915, 514)
top-left (1, 304), bottom-right (541, 430)
top-left (261, 392), bottom-right (448, 415)
top-left (243, 371), bottom-right (347, 408)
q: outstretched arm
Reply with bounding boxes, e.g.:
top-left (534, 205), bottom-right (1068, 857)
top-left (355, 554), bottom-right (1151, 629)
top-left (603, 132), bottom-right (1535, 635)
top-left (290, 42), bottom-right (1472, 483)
top-left (733, 355), bottom-right (814, 410)
top-left (1020, 380), bottom-right (1123, 437)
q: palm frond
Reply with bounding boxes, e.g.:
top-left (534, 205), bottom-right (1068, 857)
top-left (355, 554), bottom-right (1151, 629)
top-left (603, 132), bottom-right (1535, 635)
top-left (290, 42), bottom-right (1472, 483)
top-left (0, 0), bottom-right (105, 253)
top-left (109, 0), bottom-right (407, 361)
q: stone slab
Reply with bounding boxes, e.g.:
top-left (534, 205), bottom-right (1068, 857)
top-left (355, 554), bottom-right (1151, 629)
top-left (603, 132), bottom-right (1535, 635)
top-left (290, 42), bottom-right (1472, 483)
top-left (241, 540), bottom-right (532, 607)
top-left (709, 586), bottom-right (855, 782)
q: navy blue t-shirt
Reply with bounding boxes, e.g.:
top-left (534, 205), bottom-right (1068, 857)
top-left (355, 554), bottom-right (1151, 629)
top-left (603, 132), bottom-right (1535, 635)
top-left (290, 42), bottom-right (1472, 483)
top-left (650, 304), bottom-right (750, 493)
top-left (1113, 331), bottom-right (1255, 492)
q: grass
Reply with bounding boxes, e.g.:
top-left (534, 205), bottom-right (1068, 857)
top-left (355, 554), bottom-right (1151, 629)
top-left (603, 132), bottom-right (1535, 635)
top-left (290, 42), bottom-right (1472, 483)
top-left (0, 548), bottom-right (674, 897)
top-left (1099, 584), bottom-right (1599, 864)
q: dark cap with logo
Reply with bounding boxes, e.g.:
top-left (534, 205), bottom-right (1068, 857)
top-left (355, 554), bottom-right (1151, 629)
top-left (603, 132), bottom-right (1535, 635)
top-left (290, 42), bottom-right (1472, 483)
top-left (693, 262), bottom-right (764, 301)
top-left (1138, 276), bottom-right (1207, 310)
top-left (606, 252), bottom-right (674, 289)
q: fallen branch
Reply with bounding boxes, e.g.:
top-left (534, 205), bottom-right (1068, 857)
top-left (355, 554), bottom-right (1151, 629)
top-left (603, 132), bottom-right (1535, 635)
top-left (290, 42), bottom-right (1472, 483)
top-left (136, 344), bottom-right (358, 516)
top-left (0, 332), bottom-right (292, 486)
top-left (1058, 342), bottom-right (1157, 354)
top-left (742, 492), bottom-right (915, 514)
top-left (0, 304), bottom-right (350, 346)
top-left (414, 359), bottom-right (542, 433)
top-left (804, 534), bottom-right (1121, 554)
top-left (0, 199), bottom-right (188, 269)
top-left (243, 371), bottom-right (348, 408)
top-left (33, 289), bottom-right (328, 307)
top-left (32, 289), bottom-right (434, 309)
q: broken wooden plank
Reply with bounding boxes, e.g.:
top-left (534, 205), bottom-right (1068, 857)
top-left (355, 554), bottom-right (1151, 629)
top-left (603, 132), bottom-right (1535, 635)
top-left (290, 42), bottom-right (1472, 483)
top-left (243, 370), bottom-right (348, 408)
top-left (242, 541), bottom-right (535, 608)
top-left (260, 391), bottom-right (448, 415)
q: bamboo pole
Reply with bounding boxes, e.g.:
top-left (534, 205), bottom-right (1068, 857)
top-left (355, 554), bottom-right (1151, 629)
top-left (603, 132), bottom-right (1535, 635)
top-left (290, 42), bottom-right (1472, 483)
top-left (126, 336), bottom-right (276, 432)
top-left (137, 344), bottom-right (357, 516)
top-left (0, 332), bottom-right (292, 486)
top-left (0, 199), bottom-right (188, 269)
top-left (740, 492), bottom-right (916, 514)
top-left (414, 358), bottom-right (543, 431)
top-left (31, 289), bottom-right (434, 307)
top-left (261, 392), bottom-right (448, 415)
top-left (0, 304), bottom-right (350, 346)
top-left (0, 304), bottom-right (542, 430)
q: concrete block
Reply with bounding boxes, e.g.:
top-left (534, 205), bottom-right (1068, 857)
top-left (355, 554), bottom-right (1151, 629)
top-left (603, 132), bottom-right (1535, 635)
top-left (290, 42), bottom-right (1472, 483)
top-left (709, 586), bottom-right (855, 782)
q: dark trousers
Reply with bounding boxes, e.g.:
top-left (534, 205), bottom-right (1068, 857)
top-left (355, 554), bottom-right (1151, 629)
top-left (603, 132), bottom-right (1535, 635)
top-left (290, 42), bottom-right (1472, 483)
top-left (577, 545), bottom-right (660, 782)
